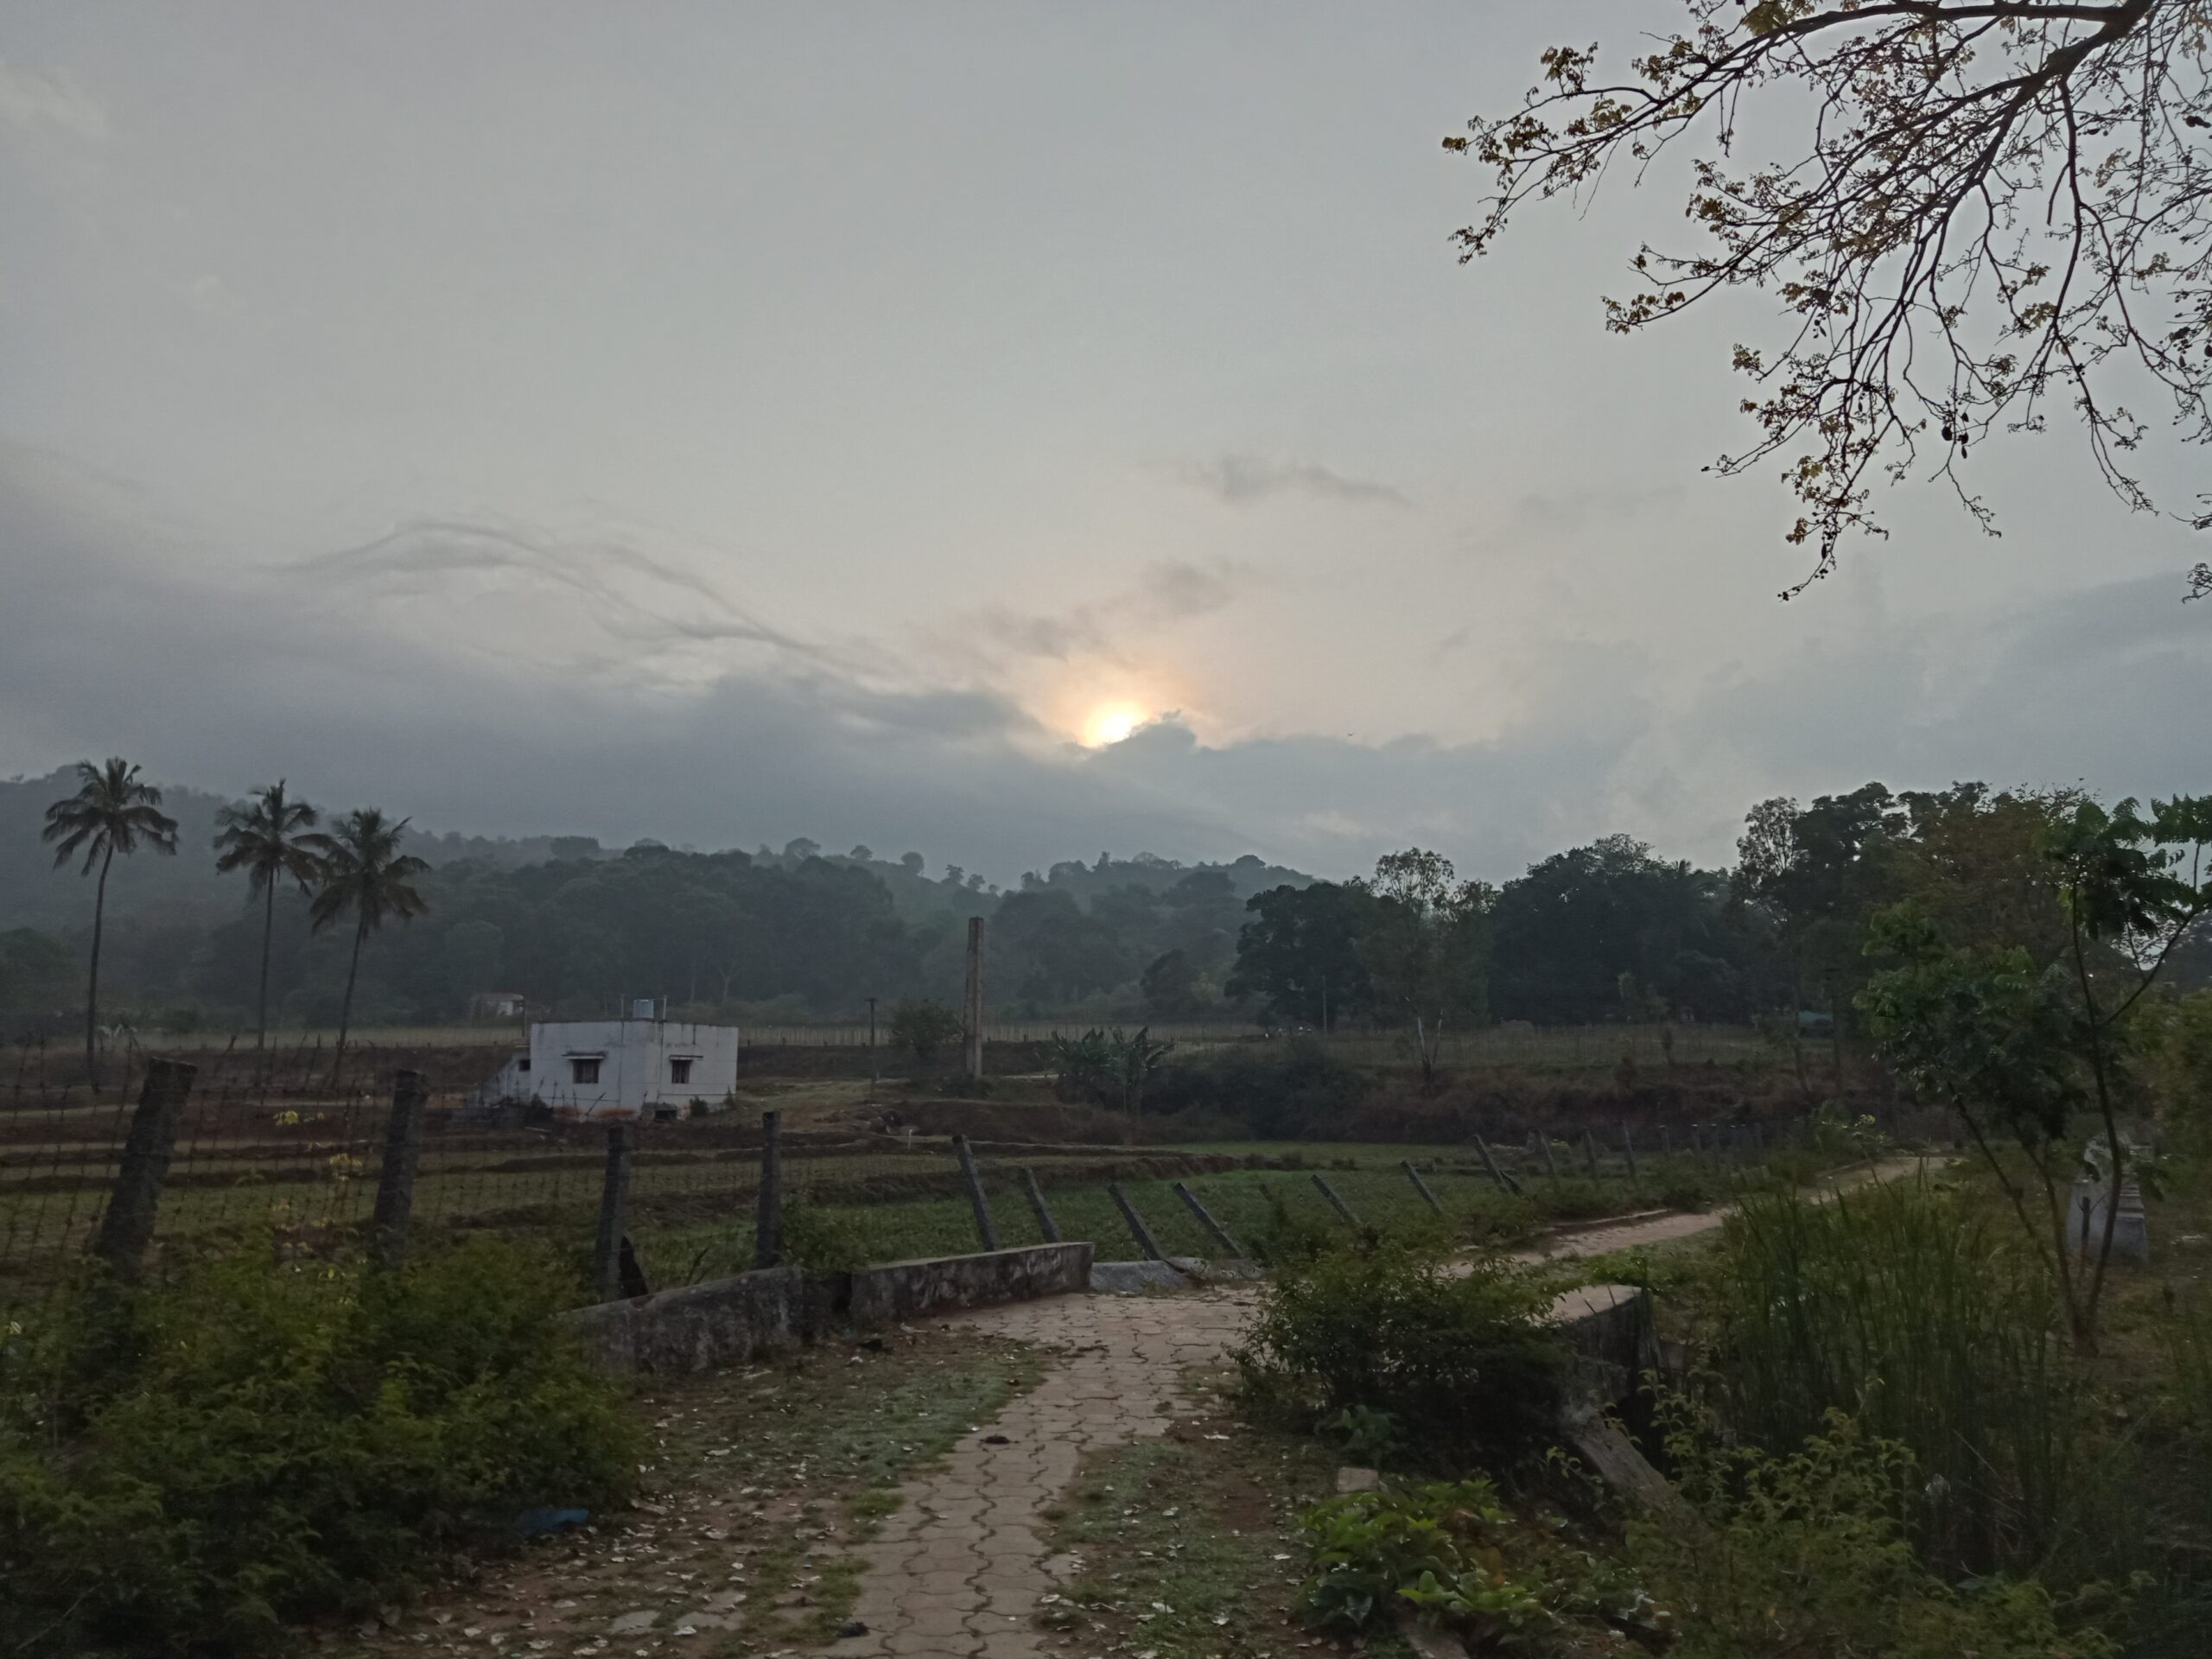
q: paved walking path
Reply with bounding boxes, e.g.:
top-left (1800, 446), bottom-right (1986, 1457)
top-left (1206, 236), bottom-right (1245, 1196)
top-left (820, 1157), bottom-right (1929, 1659)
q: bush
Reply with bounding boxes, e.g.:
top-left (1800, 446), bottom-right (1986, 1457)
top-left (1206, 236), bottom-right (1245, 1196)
top-left (1632, 1402), bottom-right (2117, 1659)
top-left (1237, 1241), bottom-right (1564, 1470)
top-left (888, 997), bottom-right (963, 1061)
top-left (1706, 1180), bottom-right (2080, 1574)
top-left (1147, 1037), bottom-right (1367, 1138)
top-left (1295, 1479), bottom-right (1668, 1648)
top-left (0, 1237), bottom-right (639, 1655)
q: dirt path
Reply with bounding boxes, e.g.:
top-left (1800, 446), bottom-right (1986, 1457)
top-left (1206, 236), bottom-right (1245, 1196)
top-left (822, 1155), bottom-right (1935, 1658)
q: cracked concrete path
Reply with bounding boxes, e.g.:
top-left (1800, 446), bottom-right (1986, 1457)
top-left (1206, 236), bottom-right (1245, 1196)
top-left (820, 1156), bottom-right (1933, 1659)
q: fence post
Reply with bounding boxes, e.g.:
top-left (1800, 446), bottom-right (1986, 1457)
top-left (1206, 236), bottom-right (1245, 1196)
top-left (1581, 1129), bottom-right (1602, 1179)
top-left (1661, 1124), bottom-right (1675, 1160)
top-left (369, 1068), bottom-right (429, 1268)
top-left (1312, 1173), bottom-right (1362, 1229)
top-left (953, 1134), bottom-right (1000, 1251)
top-left (1108, 1183), bottom-right (1166, 1261)
top-left (1020, 1166), bottom-right (1062, 1243)
top-left (1401, 1160), bottom-right (1444, 1215)
top-left (754, 1109), bottom-right (784, 1269)
top-left (1620, 1123), bottom-right (1640, 1182)
top-left (1173, 1180), bottom-right (1243, 1257)
top-left (592, 1124), bottom-right (632, 1303)
top-left (1471, 1135), bottom-right (1522, 1197)
top-left (92, 1056), bottom-right (196, 1284)
top-left (1537, 1131), bottom-right (1560, 1179)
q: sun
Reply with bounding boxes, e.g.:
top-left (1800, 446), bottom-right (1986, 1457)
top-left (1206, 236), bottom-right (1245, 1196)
top-left (1082, 702), bottom-right (1147, 747)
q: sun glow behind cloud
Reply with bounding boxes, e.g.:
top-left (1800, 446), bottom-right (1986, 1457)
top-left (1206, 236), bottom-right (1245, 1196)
top-left (1081, 701), bottom-right (1147, 747)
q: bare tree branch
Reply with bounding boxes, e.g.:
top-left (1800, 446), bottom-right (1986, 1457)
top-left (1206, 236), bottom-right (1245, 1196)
top-left (1452, 0), bottom-right (2212, 596)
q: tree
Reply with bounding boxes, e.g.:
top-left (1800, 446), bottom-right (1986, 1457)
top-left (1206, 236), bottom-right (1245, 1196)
top-left (889, 997), bottom-right (963, 1061)
top-left (1355, 850), bottom-right (1494, 1089)
top-left (1453, 2), bottom-right (2212, 593)
top-left (1229, 882), bottom-right (1376, 1027)
top-left (1140, 949), bottom-right (1203, 1018)
top-left (1861, 793), bottom-right (2210, 1351)
top-left (0, 928), bottom-right (73, 1032)
top-left (304, 808), bottom-right (429, 1080)
top-left (212, 780), bottom-right (323, 1055)
top-left (41, 759), bottom-right (180, 1085)
top-left (1490, 835), bottom-right (1757, 1023)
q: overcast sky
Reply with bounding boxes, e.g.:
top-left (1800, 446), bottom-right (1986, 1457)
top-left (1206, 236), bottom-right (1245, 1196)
top-left (3, 3), bottom-right (2207, 885)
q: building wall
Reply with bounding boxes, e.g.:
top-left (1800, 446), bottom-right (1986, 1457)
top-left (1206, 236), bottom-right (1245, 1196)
top-left (524, 1019), bottom-right (741, 1119)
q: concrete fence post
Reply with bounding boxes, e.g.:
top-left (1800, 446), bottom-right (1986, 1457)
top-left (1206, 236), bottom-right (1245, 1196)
top-left (1581, 1129), bottom-right (1602, 1179)
top-left (953, 1134), bottom-right (1000, 1251)
top-left (753, 1109), bottom-right (784, 1269)
top-left (593, 1124), bottom-right (632, 1303)
top-left (1537, 1131), bottom-right (1561, 1179)
top-left (1472, 1135), bottom-right (1522, 1197)
top-left (1020, 1166), bottom-right (1062, 1243)
top-left (1312, 1173), bottom-right (1361, 1229)
top-left (963, 918), bottom-right (985, 1081)
top-left (1108, 1183), bottom-right (1166, 1261)
top-left (1173, 1180), bottom-right (1243, 1257)
top-left (370, 1068), bottom-right (429, 1268)
top-left (1402, 1160), bottom-right (1444, 1215)
top-left (1620, 1123), bottom-right (1640, 1182)
top-left (92, 1056), bottom-right (196, 1284)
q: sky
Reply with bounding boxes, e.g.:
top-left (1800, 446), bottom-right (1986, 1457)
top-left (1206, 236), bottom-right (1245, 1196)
top-left (3, 3), bottom-right (2208, 886)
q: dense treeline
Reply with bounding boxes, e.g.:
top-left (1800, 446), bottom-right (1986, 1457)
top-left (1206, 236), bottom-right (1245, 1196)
top-left (4, 764), bottom-right (2205, 1043)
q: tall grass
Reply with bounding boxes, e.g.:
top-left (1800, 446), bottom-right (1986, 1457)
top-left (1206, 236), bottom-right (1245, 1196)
top-left (1707, 1179), bottom-right (2081, 1575)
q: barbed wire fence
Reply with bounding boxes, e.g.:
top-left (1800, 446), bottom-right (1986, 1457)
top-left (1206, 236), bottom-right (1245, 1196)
top-left (0, 1039), bottom-right (1916, 1319)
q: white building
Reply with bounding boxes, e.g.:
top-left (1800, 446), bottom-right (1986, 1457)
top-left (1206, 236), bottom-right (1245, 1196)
top-left (471, 1001), bottom-right (741, 1121)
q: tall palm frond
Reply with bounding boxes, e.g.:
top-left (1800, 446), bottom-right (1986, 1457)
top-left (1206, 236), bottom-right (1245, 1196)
top-left (41, 758), bottom-right (179, 1087)
top-left (213, 780), bottom-right (322, 1055)
top-left (303, 808), bottom-right (429, 1078)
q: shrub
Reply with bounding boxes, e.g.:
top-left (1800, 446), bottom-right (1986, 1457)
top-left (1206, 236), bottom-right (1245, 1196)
top-left (1147, 1037), bottom-right (1367, 1138)
top-left (1706, 1180), bottom-right (2080, 1574)
top-left (1295, 1479), bottom-right (1666, 1648)
top-left (888, 997), bottom-right (963, 1060)
top-left (1632, 1402), bottom-right (2117, 1659)
top-left (1237, 1241), bottom-right (1564, 1470)
top-left (0, 1237), bottom-right (639, 1655)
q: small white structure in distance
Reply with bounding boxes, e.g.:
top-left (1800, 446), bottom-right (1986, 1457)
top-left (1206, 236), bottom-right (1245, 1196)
top-left (471, 1000), bottom-right (741, 1121)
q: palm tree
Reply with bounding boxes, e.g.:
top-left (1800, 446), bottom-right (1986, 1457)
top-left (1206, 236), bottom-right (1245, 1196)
top-left (305, 808), bottom-right (429, 1080)
top-left (213, 781), bottom-right (323, 1056)
top-left (41, 759), bottom-right (180, 1087)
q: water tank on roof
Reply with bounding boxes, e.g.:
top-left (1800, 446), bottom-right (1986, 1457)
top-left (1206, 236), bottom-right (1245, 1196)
top-left (632, 997), bottom-right (657, 1020)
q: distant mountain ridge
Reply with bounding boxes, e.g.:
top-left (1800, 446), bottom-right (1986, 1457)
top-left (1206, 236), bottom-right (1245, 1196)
top-left (0, 767), bottom-right (1315, 933)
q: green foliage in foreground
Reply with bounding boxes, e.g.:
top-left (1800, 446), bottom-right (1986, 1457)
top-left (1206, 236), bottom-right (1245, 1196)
top-left (1237, 1241), bottom-right (1564, 1470)
top-left (1296, 1479), bottom-right (1663, 1649)
top-left (0, 1237), bottom-right (640, 1656)
top-left (1707, 1180), bottom-right (2080, 1576)
top-left (1633, 1404), bottom-right (2117, 1659)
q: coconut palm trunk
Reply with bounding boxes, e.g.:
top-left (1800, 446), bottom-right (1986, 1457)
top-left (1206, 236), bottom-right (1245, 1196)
top-left (333, 916), bottom-right (367, 1084)
top-left (85, 843), bottom-right (112, 1088)
top-left (255, 879), bottom-right (277, 1052)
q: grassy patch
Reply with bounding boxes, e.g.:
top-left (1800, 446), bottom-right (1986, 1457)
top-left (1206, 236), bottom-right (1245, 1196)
top-left (1040, 1364), bottom-right (1406, 1659)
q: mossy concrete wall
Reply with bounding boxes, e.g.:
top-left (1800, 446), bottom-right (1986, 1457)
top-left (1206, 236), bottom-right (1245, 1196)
top-left (564, 1242), bottom-right (1093, 1375)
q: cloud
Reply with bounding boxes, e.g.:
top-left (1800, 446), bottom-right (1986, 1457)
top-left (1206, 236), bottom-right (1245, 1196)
top-left (968, 558), bottom-right (1246, 663)
top-left (0, 59), bottom-right (107, 141)
top-left (1, 443), bottom-right (2202, 890)
top-left (1173, 454), bottom-right (1410, 509)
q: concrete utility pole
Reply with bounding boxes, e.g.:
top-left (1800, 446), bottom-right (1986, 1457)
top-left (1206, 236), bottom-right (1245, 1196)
top-left (866, 995), bottom-right (878, 1088)
top-left (963, 916), bottom-right (985, 1081)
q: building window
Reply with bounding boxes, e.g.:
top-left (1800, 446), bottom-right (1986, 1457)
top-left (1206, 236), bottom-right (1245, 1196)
top-left (669, 1057), bottom-right (694, 1085)
top-left (517, 1058), bottom-right (531, 1073)
top-left (571, 1057), bottom-right (601, 1085)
